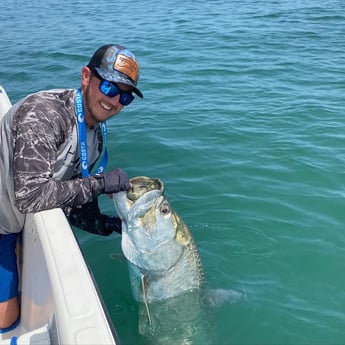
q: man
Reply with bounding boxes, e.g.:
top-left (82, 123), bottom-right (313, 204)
top-left (0, 44), bottom-right (143, 331)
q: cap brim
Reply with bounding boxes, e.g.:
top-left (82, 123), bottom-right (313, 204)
top-left (95, 67), bottom-right (143, 98)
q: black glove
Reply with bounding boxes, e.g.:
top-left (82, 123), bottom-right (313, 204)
top-left (100, 215), bottom-right (122, 235)
top-left (66, 199), bottom-right (122, 236)
top-left (100, 168), bottom-right (131, 194)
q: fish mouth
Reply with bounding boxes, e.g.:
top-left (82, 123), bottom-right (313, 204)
top-left (127, 176), bottom-right (164, 202)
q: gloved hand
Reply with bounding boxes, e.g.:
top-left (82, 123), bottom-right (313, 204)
top-left (101, 168), bottom-right (131, 194)
top-left (66, 199), bottom-right (123, 236)
top-left (100, 215), bottom-right (123, 235)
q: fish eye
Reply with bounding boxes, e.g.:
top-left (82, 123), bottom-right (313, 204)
top-left (160, 202), bottom-right (171, 215)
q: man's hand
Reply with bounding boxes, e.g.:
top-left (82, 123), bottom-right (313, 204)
top-left (101, 215), bottom-right (122, 235)
top-left (101, 168), bottom-right (131, 194)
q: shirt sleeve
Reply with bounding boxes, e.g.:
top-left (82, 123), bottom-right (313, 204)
top-left (12, 92), bottom-right (104, 213)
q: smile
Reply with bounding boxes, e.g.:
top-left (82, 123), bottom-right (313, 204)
top-left (100, 101), bottom-right (112, 111)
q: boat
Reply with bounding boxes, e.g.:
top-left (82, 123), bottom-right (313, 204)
top-left (0, 85), bottom-right (119, 345)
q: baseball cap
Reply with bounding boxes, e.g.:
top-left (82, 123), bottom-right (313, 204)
top-left (87, 44), bottom-right (143, 98)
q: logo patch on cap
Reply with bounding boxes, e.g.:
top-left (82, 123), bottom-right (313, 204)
top-left (114, 54), bottom-right (138, 82)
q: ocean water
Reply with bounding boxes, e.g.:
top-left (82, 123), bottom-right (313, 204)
top-left (1, 0), bottom-right (345, 344)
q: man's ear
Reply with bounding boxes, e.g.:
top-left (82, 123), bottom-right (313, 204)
top-left (81, 66), bottom-right (91, 88)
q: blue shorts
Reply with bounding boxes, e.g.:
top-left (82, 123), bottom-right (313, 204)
top-left (0, 233), bottom-right (19, 303)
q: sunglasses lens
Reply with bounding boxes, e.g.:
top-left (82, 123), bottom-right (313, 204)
top-left (99, 79), bottom-right (134, 106)
top-left (120, 93), bottom-right (135, 106)
top-left (100, 80), bottom-right (120, 97)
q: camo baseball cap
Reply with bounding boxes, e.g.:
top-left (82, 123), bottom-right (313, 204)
top-left (87, 44), bottom-right (143, 98)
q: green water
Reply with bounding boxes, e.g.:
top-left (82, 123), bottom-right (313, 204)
top-left (1, 0), bottom-right (345, 343)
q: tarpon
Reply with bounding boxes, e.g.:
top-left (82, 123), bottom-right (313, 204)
top-left (113, 176), bottom-right (204, 302)
top-left (112, 176), bottom-right (211, 342)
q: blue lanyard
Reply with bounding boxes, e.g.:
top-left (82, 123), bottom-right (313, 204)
top-left (75, 89), bottom-right (108, 177)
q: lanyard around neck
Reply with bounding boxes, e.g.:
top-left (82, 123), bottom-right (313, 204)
top-left (75, 89), bottom-right (108, 177)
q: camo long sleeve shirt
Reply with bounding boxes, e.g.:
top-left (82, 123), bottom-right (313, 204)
top-left (0, 89), bottom-right (104, 234)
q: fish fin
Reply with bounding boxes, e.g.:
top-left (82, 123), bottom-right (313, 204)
top-left (141, 275), bottom-right (152, 328)
top-left (205, 288), bottom-right (243, 307)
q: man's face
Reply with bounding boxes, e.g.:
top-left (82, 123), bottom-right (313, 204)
top-left (81, 67), bottom-right (132, 127)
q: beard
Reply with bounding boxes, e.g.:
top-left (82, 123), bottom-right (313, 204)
top-left (82, 83), bottom-right (95, 127)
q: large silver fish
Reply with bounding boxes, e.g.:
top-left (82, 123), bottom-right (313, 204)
top-left (113, 176), bottom-right (204, 302)
top-left (113, 176), bottom-right (212, 343)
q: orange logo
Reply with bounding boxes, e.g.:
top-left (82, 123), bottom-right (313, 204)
top-left (114, 54), bottom-right (138, 82)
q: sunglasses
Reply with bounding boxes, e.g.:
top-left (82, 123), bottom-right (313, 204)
top-left (93, 70), bottom-right (135, 106)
